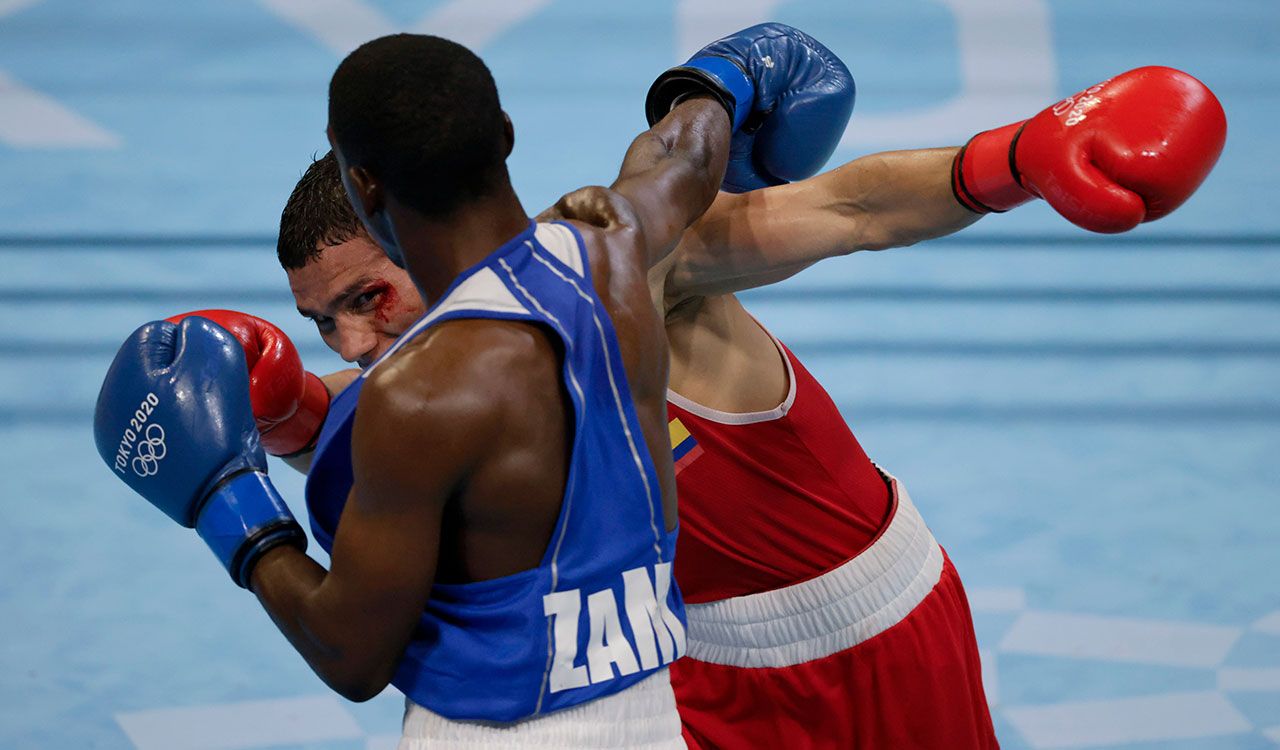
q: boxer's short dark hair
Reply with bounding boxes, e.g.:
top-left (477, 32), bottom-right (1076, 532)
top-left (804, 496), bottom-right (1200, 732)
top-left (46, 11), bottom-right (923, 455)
top-left (277, 151), bottom-right (364, 270)
top-left (328, 33), bottom-right (508, 219)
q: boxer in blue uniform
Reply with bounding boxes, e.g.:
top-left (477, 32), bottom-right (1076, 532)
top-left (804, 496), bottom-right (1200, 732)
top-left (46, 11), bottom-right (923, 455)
top-left (305, 218), bottom-right (690, 728)
top-left (94, 26), bottom-right (854, 747)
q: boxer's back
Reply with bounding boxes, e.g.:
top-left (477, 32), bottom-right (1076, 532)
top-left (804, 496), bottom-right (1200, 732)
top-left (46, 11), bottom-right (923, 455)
top-left (421, 215), bottom-right (678, 584)
top-left (305, 220), bottom-right (685, 725)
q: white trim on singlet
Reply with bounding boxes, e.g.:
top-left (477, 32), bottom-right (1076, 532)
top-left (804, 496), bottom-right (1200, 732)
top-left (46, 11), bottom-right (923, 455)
top-left (527, 244), bottom-right (665, 561)
top-left (533, 222), bottom-right (585, 277)
top-left (509, 240), bottom-right (673, 713)
top-left (361, 266), bottom-right (529, 378)
top-left (682, 473), bottom-right (944, 668)
top-left (493, 255), bottom-right (586, 589)
top-left (493, 254), bottom-right (594, 719)
top-left (665, 327), bottom-right (798, 425)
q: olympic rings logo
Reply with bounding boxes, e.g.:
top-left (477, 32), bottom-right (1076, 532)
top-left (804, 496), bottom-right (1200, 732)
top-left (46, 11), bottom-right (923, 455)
top-left (1052, 78), bottom-right (1114, 127)
top-left (131, 423), bottom-right (167, 477)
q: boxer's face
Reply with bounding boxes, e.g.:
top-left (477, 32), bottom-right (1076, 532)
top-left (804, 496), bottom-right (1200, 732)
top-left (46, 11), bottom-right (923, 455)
top-left (288, 232), bottom-right (424, 368)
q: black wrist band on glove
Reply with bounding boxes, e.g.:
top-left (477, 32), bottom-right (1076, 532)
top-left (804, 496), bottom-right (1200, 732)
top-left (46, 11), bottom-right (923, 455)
top-left (234, 522), bottom-right (307, 589)
top-left (645, 56), bottom-right (753, 131)
top-left (646, 68), bottom-right (737, 127)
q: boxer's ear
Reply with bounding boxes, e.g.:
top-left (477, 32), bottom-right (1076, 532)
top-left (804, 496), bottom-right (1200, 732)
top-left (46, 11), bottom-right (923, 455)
top-left (345, 165), bottom-right (384, 221)
top-left (327, 126), bottom-right (384, 222)
top-left (502, 111), bottom-right (515, 158)
top-left (342, 167), bottom-right (401, 265)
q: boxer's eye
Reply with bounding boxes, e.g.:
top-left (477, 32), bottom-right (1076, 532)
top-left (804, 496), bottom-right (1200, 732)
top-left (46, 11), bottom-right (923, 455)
top-left (313, 315), bottom-right (335, 335)
top-left (352, 288), bottom-right (382, 312)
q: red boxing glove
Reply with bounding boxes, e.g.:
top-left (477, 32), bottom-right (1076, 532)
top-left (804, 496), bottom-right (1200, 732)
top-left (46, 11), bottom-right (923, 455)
top-left (952, 66), bottom-right (1227, 233)
top-left (165, 309), bottom-right (329, 457)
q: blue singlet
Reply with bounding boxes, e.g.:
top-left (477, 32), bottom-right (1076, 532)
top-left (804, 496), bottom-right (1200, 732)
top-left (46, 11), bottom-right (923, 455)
top-left (305, 221), bottom-right (685, 722)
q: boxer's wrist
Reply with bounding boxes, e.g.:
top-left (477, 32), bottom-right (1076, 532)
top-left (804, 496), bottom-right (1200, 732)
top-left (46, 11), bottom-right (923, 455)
top-left (646, 56), bottom-right (754, 133)
top-left (952, 120), bottom-right (1035, 213)
top-left (195, 471), bottom-right (307, 588)
top-left (669, 91), bottom-right (722, 110)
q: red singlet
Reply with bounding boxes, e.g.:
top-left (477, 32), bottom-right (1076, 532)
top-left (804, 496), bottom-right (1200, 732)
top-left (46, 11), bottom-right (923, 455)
top-left (667, 338), bottom-right (891, 603)
top-left (665, 333), bottom-right (998, 749)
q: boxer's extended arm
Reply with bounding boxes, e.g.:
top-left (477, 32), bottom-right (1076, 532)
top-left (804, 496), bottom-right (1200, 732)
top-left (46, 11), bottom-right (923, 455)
top-left (667, 66), bottom-right (1227, 305)
top-left (544, 23), bottom-right (858, 269)
top-left (249, 326), bottom-right (505, 702)
top-left (540, 97), bottom-right (730, 267)
top-left (612, 97), bottom-right (731, 262)
top-left (664, 147), bottom-right (979, 302)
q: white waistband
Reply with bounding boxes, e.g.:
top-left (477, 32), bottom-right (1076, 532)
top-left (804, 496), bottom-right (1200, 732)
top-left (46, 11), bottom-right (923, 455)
top-left (398, 669), bottom-right (685, 749)
top-left (683, 475), bottom-right (943, 668)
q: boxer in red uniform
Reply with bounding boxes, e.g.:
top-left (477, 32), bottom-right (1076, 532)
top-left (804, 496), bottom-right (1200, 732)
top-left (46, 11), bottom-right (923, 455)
top-left (189, 66), bottom-right (1224, 747)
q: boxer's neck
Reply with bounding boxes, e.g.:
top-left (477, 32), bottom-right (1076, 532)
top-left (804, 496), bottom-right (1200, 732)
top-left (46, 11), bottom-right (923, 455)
top-left (393, 183), bottom-right (529, 308)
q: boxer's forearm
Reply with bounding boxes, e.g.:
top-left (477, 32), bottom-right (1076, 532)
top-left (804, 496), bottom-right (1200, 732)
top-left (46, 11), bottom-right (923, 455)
top-left (250, 546), bottom-right (399, 702)
top-left (251, 360), bottom-right (464, 703)
top-left (810, 147), bottom-right (979, 251)
top-left (667, 147), bottom-right (980, 299)
top-left (610, 97), bottom-right (731, 266)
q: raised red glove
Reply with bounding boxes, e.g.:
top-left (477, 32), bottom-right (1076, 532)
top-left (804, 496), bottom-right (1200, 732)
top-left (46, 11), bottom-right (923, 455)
top-left (952, 66), bottom-right (1227, 233)
top-left (165, 309), bottom-right (329, 457)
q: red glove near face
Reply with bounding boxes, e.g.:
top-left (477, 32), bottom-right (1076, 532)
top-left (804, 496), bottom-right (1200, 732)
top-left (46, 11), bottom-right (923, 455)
top-left (952, 66), bottom-right (1227, 233)
top-left (165, 309), bottom-right (329, 457)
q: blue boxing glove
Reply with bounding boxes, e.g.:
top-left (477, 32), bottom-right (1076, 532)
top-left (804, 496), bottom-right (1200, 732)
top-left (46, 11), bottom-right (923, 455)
top-left (93, 316), bottom-right (306, 588)
top-left (645, 23), bottom-right (855, 193)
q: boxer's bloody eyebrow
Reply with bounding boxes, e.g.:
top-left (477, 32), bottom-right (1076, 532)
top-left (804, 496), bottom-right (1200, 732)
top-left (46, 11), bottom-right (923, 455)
top-left (298, 275), bottom-right (373, 318)
top-left (329, 276), bottom-right (375, 310)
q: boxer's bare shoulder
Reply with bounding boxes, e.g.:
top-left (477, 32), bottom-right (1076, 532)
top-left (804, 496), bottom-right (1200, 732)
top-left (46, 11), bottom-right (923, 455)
top-left (537, 187), bottom-right (664, 394)
top-left (355, 316), bottom-right (570, 582)
top-left (539, 185), bottom-right (641, 233)
top-left (538, 186), bottom-right (647, 274)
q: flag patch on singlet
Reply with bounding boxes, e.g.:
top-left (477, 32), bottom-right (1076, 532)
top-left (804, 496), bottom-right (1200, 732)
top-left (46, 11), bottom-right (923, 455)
top-left (669, 417), bottom-right (703, 474)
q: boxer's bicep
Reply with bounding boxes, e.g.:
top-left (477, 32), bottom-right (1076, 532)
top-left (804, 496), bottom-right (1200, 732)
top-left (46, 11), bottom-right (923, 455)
top-left (543, 99), bottom-right (729, 271)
